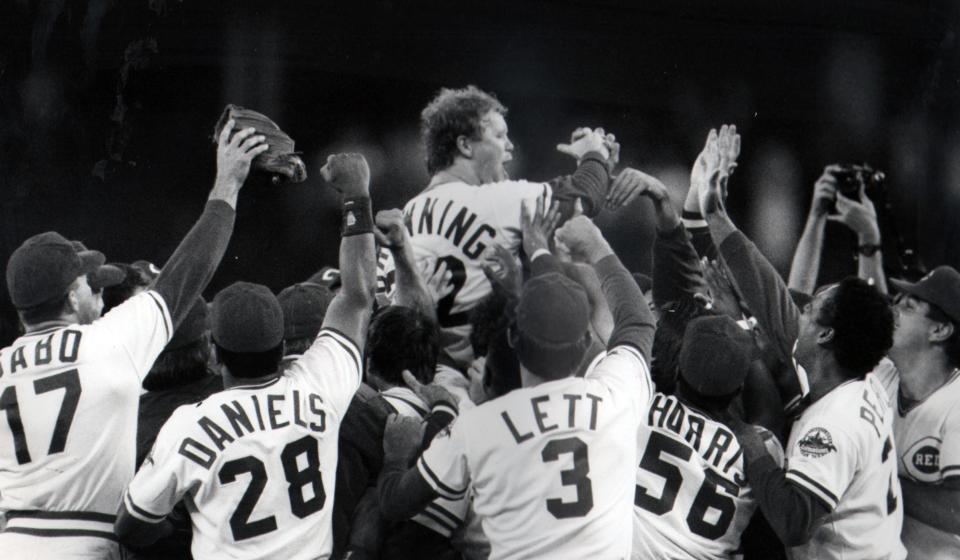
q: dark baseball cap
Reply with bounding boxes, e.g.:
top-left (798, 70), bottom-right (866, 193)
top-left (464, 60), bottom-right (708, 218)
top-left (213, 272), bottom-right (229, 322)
top-left (891, 266), bottom-right (960, 324)
top-left (278, 282), bottom-right (333, 340)
top-left (307, 266), bottom-right (342, 291)
top-left (516, 273), bottom-right (590, 345)
top-left (166, 297), bottom-right (209, 351)
top-left (679, 315), bottom-right (753, 397)
top-left (6, 232), bottom-right (114, 309)
top-left (211, 282), bottom-right (284, 352)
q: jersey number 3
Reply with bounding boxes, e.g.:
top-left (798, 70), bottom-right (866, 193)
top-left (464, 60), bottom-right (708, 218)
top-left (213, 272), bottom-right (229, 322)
top-left (542, 436), bottom-right (594, 519)
top-left (0, 369), bottom-right (82, 465)
top-left (218, 435), bottom-right (325, 541)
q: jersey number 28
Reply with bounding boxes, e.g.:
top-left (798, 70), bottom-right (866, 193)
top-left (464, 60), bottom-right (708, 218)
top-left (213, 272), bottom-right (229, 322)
top-left (218, 435), bottom-right (325, 541)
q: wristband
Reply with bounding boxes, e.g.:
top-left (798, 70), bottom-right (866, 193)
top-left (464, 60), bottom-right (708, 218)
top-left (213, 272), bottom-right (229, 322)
top-left (342, 196), bottom-right (373, 237)
top-left (856, 243), bottom-right (881, 257)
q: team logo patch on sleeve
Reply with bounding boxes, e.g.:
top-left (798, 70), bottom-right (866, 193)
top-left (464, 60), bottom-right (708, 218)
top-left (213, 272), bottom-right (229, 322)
top-left (797, 427), bottom-right (837, 458)
top-left (903, 436), bottom-right (942, 482)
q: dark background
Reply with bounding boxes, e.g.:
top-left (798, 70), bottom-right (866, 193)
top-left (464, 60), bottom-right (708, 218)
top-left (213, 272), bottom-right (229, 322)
top-left (2, 0), bottom-right (960, 345)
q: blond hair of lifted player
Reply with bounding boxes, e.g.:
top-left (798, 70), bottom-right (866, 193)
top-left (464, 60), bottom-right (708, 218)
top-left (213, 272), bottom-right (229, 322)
top-left (377, 203), bottom-right (656, 559)
top-left (699, 125), bottom-right (905, 560)
top-left (0, 121), bottom-right (267, 559)
top-left (870, 266), bottom-right (960, 559)
top-left (115, 153), bottom-right (377, 559)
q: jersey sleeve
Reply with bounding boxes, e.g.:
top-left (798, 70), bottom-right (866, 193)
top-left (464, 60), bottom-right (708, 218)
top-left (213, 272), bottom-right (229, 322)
top-left (939, 405), bottom-right (960, 481)
top-left (92, 290), bottom-right (173, 382)
top-left (416, 418), bottom-right (470, 502)
top-left (784, 422), bottom-right (858, 511)
top-left (124, 408), bottom-right (195, 523)
top-left (585, 345), bottom-right (653, 416)
top-left (284, 328), bottom-right (363, 416)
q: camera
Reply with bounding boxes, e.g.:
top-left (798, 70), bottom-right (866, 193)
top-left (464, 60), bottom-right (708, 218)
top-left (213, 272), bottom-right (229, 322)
top-left (832, 163), bottom-right (885, 198)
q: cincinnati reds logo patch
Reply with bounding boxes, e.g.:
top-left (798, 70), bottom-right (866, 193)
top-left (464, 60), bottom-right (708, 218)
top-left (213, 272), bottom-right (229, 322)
top-left (797, 427), bottom-right (837, 458)
top-left (903, 436), bottom-right (942, 482)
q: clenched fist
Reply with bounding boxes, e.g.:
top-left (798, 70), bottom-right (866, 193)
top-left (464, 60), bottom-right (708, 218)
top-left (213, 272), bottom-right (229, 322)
top-left (320, 153), bottom-right (370, 198)
top-left (383, 413), bottom-right (425, 464)
top-left (374, 209), bottom-right (407, 249)
top-left (554, 216), bottom-right (612, 264)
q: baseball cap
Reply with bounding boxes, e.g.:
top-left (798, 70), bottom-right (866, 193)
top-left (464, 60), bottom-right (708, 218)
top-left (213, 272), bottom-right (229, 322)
top-left (679, 315), bottom-right (753, 397)
top-left (211, 282), bottom-right (284, 352)
top-left (6, 232), bottom-right (113, 309)
top-left (308, 266), bottom-right (342, 291)
top-left (516, 273), bottom-right (590, 345)
top-left (890, 266), bottom-right (960, 324)
top-left (70, 241), bottom-right (125, 291)
top-left (166, 297), bottom-right (209, 351)
top-left (278, 282), bottom-right (333, 340)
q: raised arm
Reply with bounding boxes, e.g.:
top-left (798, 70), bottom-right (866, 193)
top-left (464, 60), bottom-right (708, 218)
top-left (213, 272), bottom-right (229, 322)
top-left (788, 166), bottom-right (839, 294)
top-left (153, 120), bottom-right (268, 328)
top-left (698, 126), bottom-right (801, 363)
top-left (828, 184), bottom-right (888, 294)
top-left (555, 216), bottom-right (656, 360)
top-left (319, 153), bottom-right (378, 351)
top-left (376, 209), bottom-right (438, 322)
top-left (548, 128), bottom-right (613, 218)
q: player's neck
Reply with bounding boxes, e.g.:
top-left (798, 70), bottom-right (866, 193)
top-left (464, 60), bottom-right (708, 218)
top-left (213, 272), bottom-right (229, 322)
top-left (431, 161), bottom-right (482, 187)
top-left (223, 371), bottom-right (280, 389)
top-left (22, 314), bottom-right (77, 333)
top-left (519, 366), bottom-right (563, 388)
top-left (807, 355), bottom-right (858, 404)
top-left (897, 350), bottom-right (954, 402)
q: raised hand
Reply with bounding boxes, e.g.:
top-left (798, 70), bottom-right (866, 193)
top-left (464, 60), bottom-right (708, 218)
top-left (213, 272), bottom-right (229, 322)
top-left (827, 185), bottom-right (880, 244)
top-left (716, 124), bottom-right (741, 199)
top-left (402, 370), bottom-right (460, 410)
top-left (382, 413), bottom-right (425, 463)
top-left (214, 119), bottom-right (269, 193)
top-left (521, 195), bottom-right (562, 256)
top-left (557, 128), bottom-right (611, 162)
top-left (606, 167), bottom-right (669, 210)
top-left (811, 165), bottom-right (842, 217)
top-left (320, 153), bottom-right (371, 198)
top-left (374, 209), bottom-right (407, 249)
top-left (481, 243), bottom-right (522, 297)
top-left (604, 132), bottom-right (620, 171)
top-left (554, 216), bottom-right (612, 264)
top-left (422, 259), bottom-right (455, 303)
top-left (697, 129), bottom-right (725, 215)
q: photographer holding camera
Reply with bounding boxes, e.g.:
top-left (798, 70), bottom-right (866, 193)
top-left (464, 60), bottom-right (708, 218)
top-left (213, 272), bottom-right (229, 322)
top-left (788, 164), bottom-right (888, 295)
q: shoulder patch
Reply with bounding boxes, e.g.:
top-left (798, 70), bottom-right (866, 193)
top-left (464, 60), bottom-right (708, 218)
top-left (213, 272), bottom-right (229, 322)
top-left (797, 427), bottom-right (837, 458)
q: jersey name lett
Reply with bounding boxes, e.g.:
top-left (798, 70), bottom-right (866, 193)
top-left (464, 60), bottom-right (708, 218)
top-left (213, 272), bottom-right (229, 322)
top-left (0, 329), bottom-right (83, 378)
top-left (404, 197), bottom-right (497, 260)
top-left (648, 394), bottom-right (746, 486)
top-left (501, 391), bottom-right (604, 444)
top-left (178, 389), bottom-right (327, 470)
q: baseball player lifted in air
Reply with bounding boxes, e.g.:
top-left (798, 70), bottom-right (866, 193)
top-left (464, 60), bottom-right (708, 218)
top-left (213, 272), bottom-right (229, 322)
top-left (871, 266), bottom-right (960, 559)
top-left (393, 85), bottom-right (634, 367)
top-left (0, 120), bottom-right (267, 560)
top-left (699, 125), bottom-right (905, 559)
top-left (114, 153), bottom-right (377, 559)
top-left (632, 315), bottom-right (784, 560)
top-left (377, 212), bottom-right (656, 559)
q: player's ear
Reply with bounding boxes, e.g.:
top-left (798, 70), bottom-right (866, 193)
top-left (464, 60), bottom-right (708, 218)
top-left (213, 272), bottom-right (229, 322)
top-left (65, 278), bottom-right (82, 315)
top-left (456, 135), bottom-right (473, 159)
top-left (930, 320), bottom-right (955, 343)
top-left (507, 324), bottom-right (519, 350)
top-left (816, 326), bottom-right (835, 346)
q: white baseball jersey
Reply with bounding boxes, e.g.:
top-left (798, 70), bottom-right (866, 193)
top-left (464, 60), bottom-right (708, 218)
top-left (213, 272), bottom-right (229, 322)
top-left (123, 328), bottom-right (361, 560)
top-left (0, 291), bottom-right (171, 550)
top-left (873, 360), bottom-right (960, 558)
top-left (632, 393), bottom-right (779, 559)
top-left (417, 346), bottom-right (651, 559)
top-left (784, 375), bottom-right (906, 560)
top-left (393, 179), bottom-right (552, 365)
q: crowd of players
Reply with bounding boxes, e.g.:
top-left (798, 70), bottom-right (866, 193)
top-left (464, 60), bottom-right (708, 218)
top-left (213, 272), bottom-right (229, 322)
top-left (0, 84), bottom-right (958, 560)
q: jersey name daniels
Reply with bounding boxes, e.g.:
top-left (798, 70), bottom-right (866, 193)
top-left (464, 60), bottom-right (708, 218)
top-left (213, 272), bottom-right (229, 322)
top-left (0, 329), bottom-right (83, 377)
top-left (177, 390), bottom-right (328, 470)
top-left (404, 196), bottom-right (497, 259)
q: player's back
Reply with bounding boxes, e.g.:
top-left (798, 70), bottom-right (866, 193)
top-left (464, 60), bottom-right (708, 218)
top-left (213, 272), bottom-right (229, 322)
top-left (126, 328), bottom-right (361, 560)
top-left (442, 350), bottom-right (645, 559)
top-left (632, 394), bottom-right (758, 560)
top-left (401, 179), bottom-right (549, 362)
top-left (0, 291), bottom-right (170, 540)
top-left (785, 375), bottom-right (905, 560)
